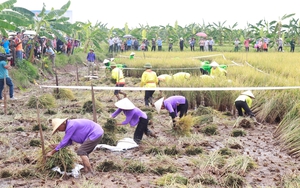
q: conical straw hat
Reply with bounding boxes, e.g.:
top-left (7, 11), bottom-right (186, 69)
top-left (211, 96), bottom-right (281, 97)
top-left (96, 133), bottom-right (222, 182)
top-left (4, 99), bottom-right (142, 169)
top-left (52, 118), bottom-right (68, 135)
top-left (242, 90), bottom-right (255, 98)
top-left (114, 98), bottom-right (135, 110)
top-left (154, 97), bottom-right (164, 113)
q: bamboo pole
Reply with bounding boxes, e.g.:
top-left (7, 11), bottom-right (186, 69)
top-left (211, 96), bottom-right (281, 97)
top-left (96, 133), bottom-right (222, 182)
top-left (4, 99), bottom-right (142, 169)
top-left (36, 98), bottom-right (46, 163)
top-left (3, 75), bottom-right (7, 115)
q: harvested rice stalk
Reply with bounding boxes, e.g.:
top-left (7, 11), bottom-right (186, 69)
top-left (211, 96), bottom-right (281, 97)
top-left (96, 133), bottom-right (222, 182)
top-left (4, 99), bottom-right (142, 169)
top-left (173, 115), bottom-right (193, 136)
top-left (36, 136), bottom-right (76, 178)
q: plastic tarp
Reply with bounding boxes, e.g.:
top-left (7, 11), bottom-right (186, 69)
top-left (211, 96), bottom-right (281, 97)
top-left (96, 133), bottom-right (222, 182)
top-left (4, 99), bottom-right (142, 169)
top-left (94, 138), bottom-right (139, 152)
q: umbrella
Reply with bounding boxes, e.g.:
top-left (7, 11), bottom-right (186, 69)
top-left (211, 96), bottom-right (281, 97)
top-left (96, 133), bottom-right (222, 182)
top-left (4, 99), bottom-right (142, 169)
top-left (196, 32), bottom-right (207, 37)
top-left (23, 30), bottom-right (36, 35)
top-left (123, 34), bottom-right (134, 38)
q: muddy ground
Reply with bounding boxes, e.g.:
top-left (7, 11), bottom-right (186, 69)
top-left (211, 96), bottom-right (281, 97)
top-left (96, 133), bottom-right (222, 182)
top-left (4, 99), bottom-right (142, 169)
top-left (0, 63), bottom-right (299, 188)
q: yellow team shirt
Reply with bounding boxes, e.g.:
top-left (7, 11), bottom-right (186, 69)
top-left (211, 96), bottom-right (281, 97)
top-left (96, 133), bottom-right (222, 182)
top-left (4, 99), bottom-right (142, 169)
top-left (111, 67), bottom-right (125, 84)
top-left (140, 70), bottom-right (158, 88)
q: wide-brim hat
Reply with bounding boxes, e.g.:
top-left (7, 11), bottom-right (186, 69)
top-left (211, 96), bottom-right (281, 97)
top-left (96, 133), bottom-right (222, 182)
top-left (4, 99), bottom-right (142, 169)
top-left (110, 58), bottom-right (115, 62)
top-left (114, 98), bottom-right (135, 110)
top-left (210, 61), bottom-right (219, 67)
top-left (130, 52), bottom-right (135, 56)
top-left (241, 90), bottom-right (255, 98)
top-left (103, 59), bottom-right (110, 64)
top-left (51, 118), bottom-right (68, 135)
top-left (144, 63), bottom-right (152, 69)
top-left (180, 37), bottom-right (183, 40)
top-left (110, 62), bottom-right (117, 67)
top-left (154, 97), bottom-right (164, 113)
top-left (89, 48), bottom-right (94, 51)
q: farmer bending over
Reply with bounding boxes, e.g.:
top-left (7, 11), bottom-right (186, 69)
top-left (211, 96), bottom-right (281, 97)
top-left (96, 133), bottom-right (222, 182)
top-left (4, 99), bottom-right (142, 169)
top-left (111, 98), bottom-right (157, 144)
top-left (154, 95), bottom-right (188, 127)
top-left (46, 118), bottom-right (104, 174)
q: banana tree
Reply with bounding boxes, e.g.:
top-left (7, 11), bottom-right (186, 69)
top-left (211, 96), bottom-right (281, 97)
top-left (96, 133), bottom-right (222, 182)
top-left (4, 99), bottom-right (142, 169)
top-left (0, 0), bottom-right (35, 35)
top-left (209, 21), bottom-right (231, 45)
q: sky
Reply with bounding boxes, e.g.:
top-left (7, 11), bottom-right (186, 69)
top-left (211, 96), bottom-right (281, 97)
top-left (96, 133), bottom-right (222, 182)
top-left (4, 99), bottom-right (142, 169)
top-left (9, 0), bottom-right (299, 29)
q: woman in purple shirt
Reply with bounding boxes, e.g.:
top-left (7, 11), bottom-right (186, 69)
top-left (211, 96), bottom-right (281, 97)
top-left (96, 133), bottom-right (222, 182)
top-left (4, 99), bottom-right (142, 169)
top-left (111, 98), bottom-right (156, 144)
top-left (46, 118), bottom-right (104, 174)
top-left (154, 95), bottom-right (188, 127)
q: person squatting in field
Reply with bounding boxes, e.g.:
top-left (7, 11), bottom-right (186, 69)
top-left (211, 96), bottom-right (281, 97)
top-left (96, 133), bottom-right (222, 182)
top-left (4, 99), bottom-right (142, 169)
top-left (111, 98), bottom-right (157, 144)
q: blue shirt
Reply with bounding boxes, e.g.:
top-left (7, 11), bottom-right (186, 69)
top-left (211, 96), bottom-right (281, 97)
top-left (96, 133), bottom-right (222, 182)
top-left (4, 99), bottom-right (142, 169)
top-left (111, 107), bottom-right (147, 127)
top-left (0, 60), bottom-right (9, 79)
top-left (2, 40), bottom-right (10, 54)
top-left (157, 39), bottom-right (162, 46)
top-left (46, 47), bottom-right (55, 56)
top-left (55, 119), bottom-right (104, 151)
top-left (86, 52), bottom-right (96, 62)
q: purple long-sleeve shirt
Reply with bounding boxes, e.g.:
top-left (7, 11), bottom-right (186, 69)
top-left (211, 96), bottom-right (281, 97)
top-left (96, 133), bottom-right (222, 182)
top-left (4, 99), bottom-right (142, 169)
top-left (164, 96), bottom-right (186, 117)
top-left (111, 107), bottom-right (147, 127)
top-left (86, 52), bottom-right (96, 62)
top-left (55, 119), bottom-right (104, 151)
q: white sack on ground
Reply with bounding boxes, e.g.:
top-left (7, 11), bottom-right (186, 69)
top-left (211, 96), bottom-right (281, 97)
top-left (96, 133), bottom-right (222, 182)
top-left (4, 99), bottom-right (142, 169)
top-left (94, 138), bottom-right (138, 152)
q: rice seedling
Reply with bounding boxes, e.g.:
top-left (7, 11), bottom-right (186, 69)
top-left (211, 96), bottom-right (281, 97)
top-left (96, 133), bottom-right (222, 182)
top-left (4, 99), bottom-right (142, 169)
top-left (155, 173), bottom-right (188, 186)
top-left (44, 109), bottom-right (57, 115)
top-left (36, 136), bottom-right (77, 178)
top-left (185, 145), bottom-right (203, 155)
top-left (173, 115), bottom-right (193, 136)
top-left (96, 160), bottom-right (121, 172)
top-left (218, 147), bottom-right (233, 156)
top-left (29, 139), bottom-right (41, 147)
top-left (192, 173), bottom-right (218, 185)
top-left (32, 124), bottom-right (48, 131)
top-left (164, 146), bottom-right (180, 156)
top-left (15, 127), bottom-right (24, 132)
top-left (281, 172), bottom-right (300, 188)
top-left (27, 94), bottom-right (56, 109)
top-left (192, 151), bottom-right (226, 171)
top-left (124, 161), bottom-right (146, 174)
top-left (201, 124), bottom-right (218, 136)
top-left (193, 114), bottom-right (213, 125)
top-left (152, 165), bottom-right (177, 175)
top-left (81, 100), bottom-right (103, 113)
top-left (143, 147), bottom-right (163, 155)
top-left (0, 169), bottom-right (13, 178)
top-left (222, 173), bottom-right (245, 188)
top-left (231, 129), bottom-right (246, 137)
top-left (53, 88), bottom-right (76, 100)
top-left (222, 155), bottom-right (256, 175)
top-left (225, 137), bottom-right (243, 149)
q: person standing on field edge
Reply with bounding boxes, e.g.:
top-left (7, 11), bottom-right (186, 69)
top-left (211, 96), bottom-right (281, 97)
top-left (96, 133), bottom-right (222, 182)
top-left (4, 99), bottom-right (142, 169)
top-left (46, 118), bottom-right (104, 175)
top-left (0, 54), bottom-right (16, 100)
top-left (86, 48), bottom-right (96, 76)
top-left (179, 37), bottom-right (184, 51)
top-left (208, 37), bottom-right (214, 51)
top-left (244, 38), bottom-right (250, 52)
top-left (157, 37), bottom-right (162, 51)
top-left (234, 38), bottom-right (240, 52)
top-left (140, 63), bottom-right (158, 106)
top-left (14, 32), bottom-right (23, 62)
top-left (277, 38), bottom-right (283, 52)
top-left (199, 38), bottom-right (205, 51)
top-left (290, 39), bottom-right (295, 52)
top-left (151, 38), bottom-right (156, 51)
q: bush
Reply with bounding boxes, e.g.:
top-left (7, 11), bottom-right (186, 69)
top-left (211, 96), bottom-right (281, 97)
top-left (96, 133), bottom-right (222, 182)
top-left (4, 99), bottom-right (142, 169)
top-left (202, 124), bottom-right (218, 136)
